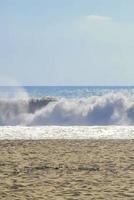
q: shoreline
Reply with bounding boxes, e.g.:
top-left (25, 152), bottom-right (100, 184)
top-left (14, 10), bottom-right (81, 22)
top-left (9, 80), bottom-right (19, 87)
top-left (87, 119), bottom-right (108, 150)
top-left (0, 126), bottom-right (134, 139)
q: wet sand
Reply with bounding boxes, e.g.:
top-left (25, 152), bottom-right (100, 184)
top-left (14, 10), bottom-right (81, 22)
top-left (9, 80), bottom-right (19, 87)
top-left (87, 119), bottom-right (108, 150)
top-left (0, 140), bottom-right (134, 199)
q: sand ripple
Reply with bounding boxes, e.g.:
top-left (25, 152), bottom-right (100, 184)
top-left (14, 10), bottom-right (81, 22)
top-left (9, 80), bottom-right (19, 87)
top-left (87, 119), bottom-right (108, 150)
top-left (0, 140), bottom-right (133, 199)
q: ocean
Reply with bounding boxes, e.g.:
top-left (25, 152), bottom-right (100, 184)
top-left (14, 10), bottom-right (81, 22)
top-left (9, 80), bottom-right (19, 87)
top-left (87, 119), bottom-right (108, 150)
top-left (0, 86), bottom-right (134, 139)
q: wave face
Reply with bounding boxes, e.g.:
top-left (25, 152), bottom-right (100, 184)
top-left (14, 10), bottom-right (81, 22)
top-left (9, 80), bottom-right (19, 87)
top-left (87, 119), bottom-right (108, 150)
top-left (0, 92), bottom-right (134, 126)
top-left (0, 97), bottom-right (55, 125)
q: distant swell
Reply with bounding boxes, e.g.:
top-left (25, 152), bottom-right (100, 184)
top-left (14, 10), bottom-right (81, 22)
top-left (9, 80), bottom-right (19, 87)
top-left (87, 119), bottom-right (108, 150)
top-left (0, 93), bottom-right (134, 126)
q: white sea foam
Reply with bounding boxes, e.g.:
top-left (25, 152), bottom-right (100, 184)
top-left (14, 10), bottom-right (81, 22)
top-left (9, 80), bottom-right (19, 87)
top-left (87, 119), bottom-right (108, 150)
top-left (0, 126), bottom-right (134, 139)
top-left (0, 92), bottom-right (134, 126)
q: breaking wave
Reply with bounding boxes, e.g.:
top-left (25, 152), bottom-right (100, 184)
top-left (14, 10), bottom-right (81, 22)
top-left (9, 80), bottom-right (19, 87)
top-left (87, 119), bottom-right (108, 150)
top-left (0, 93), bottom-right (134, 126)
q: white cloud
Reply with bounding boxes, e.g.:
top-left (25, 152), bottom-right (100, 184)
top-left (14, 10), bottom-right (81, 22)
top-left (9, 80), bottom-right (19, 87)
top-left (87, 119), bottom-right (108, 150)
top-left (87, 15), bottom-right (112, 22)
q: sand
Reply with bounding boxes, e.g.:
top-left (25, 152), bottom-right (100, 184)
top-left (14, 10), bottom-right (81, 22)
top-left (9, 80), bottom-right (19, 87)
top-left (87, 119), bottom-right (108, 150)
top-left (0, 140), bottom-right (133, 200)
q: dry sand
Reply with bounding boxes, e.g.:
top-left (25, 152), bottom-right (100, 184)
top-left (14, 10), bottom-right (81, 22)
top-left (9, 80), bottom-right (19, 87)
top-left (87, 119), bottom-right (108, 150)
top-left (0, 140), bottom-right (133, 200)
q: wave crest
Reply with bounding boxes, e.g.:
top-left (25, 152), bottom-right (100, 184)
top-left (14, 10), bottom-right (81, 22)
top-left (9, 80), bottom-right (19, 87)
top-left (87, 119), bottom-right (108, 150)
top-left (0, 93), bottom-right (134, 125)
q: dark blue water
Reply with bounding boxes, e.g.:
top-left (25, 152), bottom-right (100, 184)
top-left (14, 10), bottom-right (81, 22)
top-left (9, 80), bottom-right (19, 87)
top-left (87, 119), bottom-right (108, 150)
top-left (0, 86), bottom-right (134, 99)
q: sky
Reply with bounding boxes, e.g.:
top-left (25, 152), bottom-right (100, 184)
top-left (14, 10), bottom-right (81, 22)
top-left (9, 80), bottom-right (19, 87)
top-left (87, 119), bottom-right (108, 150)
top-left (1, 0), bottom-right (134, 86)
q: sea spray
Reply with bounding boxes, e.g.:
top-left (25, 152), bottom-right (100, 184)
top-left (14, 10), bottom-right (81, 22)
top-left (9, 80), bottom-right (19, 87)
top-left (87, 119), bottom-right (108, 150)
top-left (28, 93), bottom-right (130, 125)
top-left (0, 92), bottom-right (134, 125)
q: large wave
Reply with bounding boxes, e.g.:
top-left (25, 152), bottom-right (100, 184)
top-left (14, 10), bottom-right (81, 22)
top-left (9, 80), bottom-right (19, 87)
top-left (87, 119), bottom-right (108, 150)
top-left (0, 93), bottom-right (134, 126)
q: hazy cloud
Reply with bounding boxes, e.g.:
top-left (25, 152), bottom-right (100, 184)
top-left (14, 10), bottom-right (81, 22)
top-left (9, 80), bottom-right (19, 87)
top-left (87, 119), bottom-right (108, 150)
top-left (87, 15), bottom-right (112, 22)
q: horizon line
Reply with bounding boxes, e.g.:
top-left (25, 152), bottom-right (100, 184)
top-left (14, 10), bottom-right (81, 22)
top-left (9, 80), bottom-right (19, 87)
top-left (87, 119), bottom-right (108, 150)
top-left (0, 85), bottom-right (134, 87)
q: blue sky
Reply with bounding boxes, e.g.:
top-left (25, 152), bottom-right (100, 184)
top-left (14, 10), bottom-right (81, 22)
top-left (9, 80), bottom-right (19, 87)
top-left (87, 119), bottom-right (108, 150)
top-left (1, 0), bottom-right (134, 85)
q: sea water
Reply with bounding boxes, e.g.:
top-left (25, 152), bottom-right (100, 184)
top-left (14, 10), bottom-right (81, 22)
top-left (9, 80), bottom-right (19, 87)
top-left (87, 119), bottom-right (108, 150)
top-left (0, 86), bottom-right (134, 139)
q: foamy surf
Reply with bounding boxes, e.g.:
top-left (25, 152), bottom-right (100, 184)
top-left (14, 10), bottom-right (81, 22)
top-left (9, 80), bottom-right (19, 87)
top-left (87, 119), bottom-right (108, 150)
top-left (1, 92), bottom-right (134, 126)
top-left (0, 126), bottom-right (134, 139)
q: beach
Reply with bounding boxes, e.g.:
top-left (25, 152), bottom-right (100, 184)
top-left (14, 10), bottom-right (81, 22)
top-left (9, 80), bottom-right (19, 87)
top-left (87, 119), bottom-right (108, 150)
top-left (0, 139), bottom-right (133, 199)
